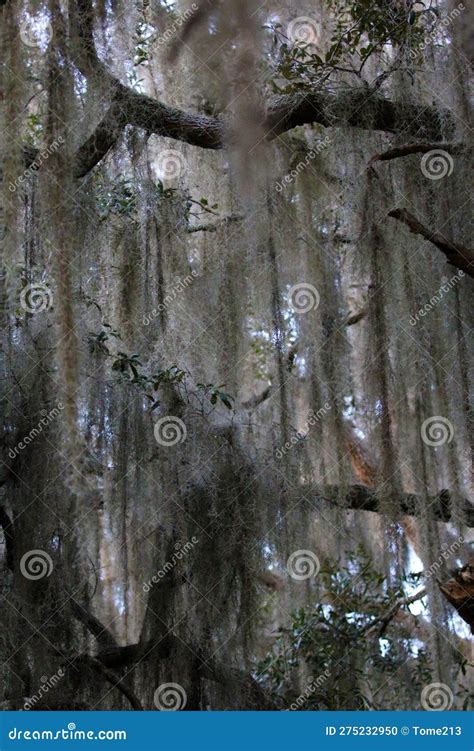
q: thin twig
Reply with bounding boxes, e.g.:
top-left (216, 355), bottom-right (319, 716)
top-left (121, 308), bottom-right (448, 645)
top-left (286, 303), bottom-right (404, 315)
top-left (364, 588), bottom-right (427, 637)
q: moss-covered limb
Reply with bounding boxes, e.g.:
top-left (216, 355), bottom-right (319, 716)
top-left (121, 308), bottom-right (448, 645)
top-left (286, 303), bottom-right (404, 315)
top-left (69, 598), bottom-right (119, 651)
top-left (369, 141), bottom-right (464, 163)
top-left (71, 87), bottom-right (454, 177)
top-left (264, 90), bottom-right (453, 142)
top-left (308, 485), bottom-right (474, 526)
top-left (73, 99), bottom-right (128, 178)
top-left (68, 0), bottom-right (454, 176)
top-left (72, 601), bottom-right (278, 708)
top-left (79, 656), bottom-right (144, 711)
top-left (388, 209), bottom-right (474, 279)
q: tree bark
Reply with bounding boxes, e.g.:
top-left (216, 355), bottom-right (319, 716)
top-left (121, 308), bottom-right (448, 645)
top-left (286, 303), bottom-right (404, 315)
top-left (67, 0), bottom-right (454, 177)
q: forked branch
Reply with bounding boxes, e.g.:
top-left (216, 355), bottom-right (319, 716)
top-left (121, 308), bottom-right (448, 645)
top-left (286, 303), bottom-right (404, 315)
top-left (68, 0), bottom-right (455, 177)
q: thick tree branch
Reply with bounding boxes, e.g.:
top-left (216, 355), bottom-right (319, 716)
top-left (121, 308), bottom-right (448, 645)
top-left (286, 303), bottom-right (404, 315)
top-left (388, 208), bottom-right (474, 279)
top-left (73, 99), bottom-right (128, 178)
top-left (63, 0), bottom-right (456, 176)
top-left (94, 640), bottom-right (172, 668)
top-left (81, 656), bottom-right (144, 711)
top-left (73, 87), bottom-right (454, 177)
top-left (72, 598), bottom-right (277, 708)
top-left (265, 91), bottom-right (452, 142)
top-left (70, 599), bottom-right (119, 650)
top-left (309, 485), bottom-right (474, 526)
top-left (369, 141), bottom-right (464, 164)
